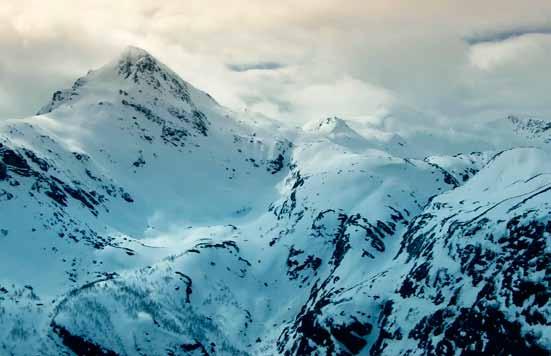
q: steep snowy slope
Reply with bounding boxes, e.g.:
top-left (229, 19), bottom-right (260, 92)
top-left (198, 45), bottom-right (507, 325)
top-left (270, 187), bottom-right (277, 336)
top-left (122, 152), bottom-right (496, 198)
top-left (0, 47), bottom-right (549, 356)
top-left (368, 148), bottom-right (551, 355)
top-left (0, 46), bottom-right (292, 355)
top-left (43, 135), bottom-right (462, 356)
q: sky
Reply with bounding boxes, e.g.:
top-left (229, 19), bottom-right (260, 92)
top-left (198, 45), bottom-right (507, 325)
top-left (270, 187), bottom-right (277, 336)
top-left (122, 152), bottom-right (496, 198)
top-left (2, 0), bottom-right (551, 130)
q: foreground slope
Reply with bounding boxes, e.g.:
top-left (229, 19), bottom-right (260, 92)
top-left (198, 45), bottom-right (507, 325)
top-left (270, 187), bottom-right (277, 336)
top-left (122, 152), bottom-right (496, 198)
top-left (0, 47), bottom-right (549, 355)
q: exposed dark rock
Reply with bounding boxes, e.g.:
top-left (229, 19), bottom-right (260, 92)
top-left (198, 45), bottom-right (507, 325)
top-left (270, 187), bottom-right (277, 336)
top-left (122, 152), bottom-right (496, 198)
top-left (121, 192), bottom-right (134, 203)
top-left (180, 341), bottom-right (209, 355)
top-left (174, 271), bottom-right (193, 303)
top-left (330, 317), bottom-right (372, 354)
top-left (51, 322), bottom-right (119, 356)
top-left (267, 154), bottom-right (285, 174)
top-left (0, 162), bottom-right (6, 180)
top-left (0, 147), bottom-right (32, 176)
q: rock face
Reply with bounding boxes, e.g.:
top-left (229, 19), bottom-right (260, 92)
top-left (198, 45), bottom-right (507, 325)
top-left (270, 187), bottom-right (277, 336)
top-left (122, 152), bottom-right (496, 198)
top-left (0, 47), bottom-right (549, 356)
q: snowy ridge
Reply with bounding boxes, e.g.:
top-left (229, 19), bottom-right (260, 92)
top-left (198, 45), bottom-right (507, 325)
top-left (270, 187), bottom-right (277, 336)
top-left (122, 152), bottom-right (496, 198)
top-left (507, 115), bottom-right (551, 143)
top-left (370, 148), bottom-right (551, 354)
top-left (0, 47), bottom-right (549, 355)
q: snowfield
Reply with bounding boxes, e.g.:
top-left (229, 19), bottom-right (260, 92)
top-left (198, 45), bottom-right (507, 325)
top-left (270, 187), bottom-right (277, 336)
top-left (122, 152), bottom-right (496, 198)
top-left (0, 47), bottom-right (549, 355)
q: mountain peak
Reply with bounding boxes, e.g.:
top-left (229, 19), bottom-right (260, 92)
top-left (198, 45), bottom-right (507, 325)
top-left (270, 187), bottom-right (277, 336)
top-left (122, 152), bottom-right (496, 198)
top-left (303, 116), bottom-right (370, 148)
top-left (318, 116), bottom-right (348, 129)
top-left (305, 116), bottom-right (357, 136)
top-left (38, 46), bottom-right (216, 115)
top-left (114, 46), bottom-right (163, 80)
top-left (118, 45), bottom-right (152, 62)
top-left (506, 115), bottom-right (551, 142)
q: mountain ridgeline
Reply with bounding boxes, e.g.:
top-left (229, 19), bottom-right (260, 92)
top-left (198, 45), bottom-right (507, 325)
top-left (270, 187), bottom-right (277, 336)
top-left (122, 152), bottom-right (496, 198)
top-left (0, 47), bottom-right (549, 356)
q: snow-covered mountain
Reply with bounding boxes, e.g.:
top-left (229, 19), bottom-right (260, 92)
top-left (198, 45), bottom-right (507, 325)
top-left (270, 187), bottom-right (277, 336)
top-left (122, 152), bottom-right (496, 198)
top-left (0, 47), bottom-right (549, 356)
top-left (507, 115), bottom-right (551, 143)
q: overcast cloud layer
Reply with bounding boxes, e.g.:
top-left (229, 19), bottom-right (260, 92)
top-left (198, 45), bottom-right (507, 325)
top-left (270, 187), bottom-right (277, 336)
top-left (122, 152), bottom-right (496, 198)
top-left (2, 0), bottom-right (551, 130)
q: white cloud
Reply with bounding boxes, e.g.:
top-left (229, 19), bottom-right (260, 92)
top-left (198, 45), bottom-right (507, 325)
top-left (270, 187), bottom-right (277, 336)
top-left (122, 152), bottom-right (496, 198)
top-left (469, 33), bottom-right (551, 70)
top-left (279, 77), bottom-right (394, 123)
top-left (1, 0), bottom-right (551, 128)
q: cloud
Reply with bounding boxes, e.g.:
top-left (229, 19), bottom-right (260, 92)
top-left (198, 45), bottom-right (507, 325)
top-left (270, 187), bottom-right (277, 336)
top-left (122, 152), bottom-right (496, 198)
top-left (465, 27), bottom-right (551, 44)
top-left (1, 0), bottom-right (551, 129)
top-left (468, 33), bottom-right (551, 70)
top-left (277, 77), bottom-right (394, 123)
top-left (227, 62), bottom-right (286, 72)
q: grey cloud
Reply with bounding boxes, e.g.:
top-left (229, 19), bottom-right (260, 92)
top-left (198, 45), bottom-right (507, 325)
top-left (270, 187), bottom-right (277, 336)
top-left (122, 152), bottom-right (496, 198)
top-left (241, 94), bottom-right (294, 113)
top-left (465, 26), bottom-right (551, 44)
top-left (2, 0), bottom-right (551, 130)
top-left (227, 62), bottom-right (286, 72)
